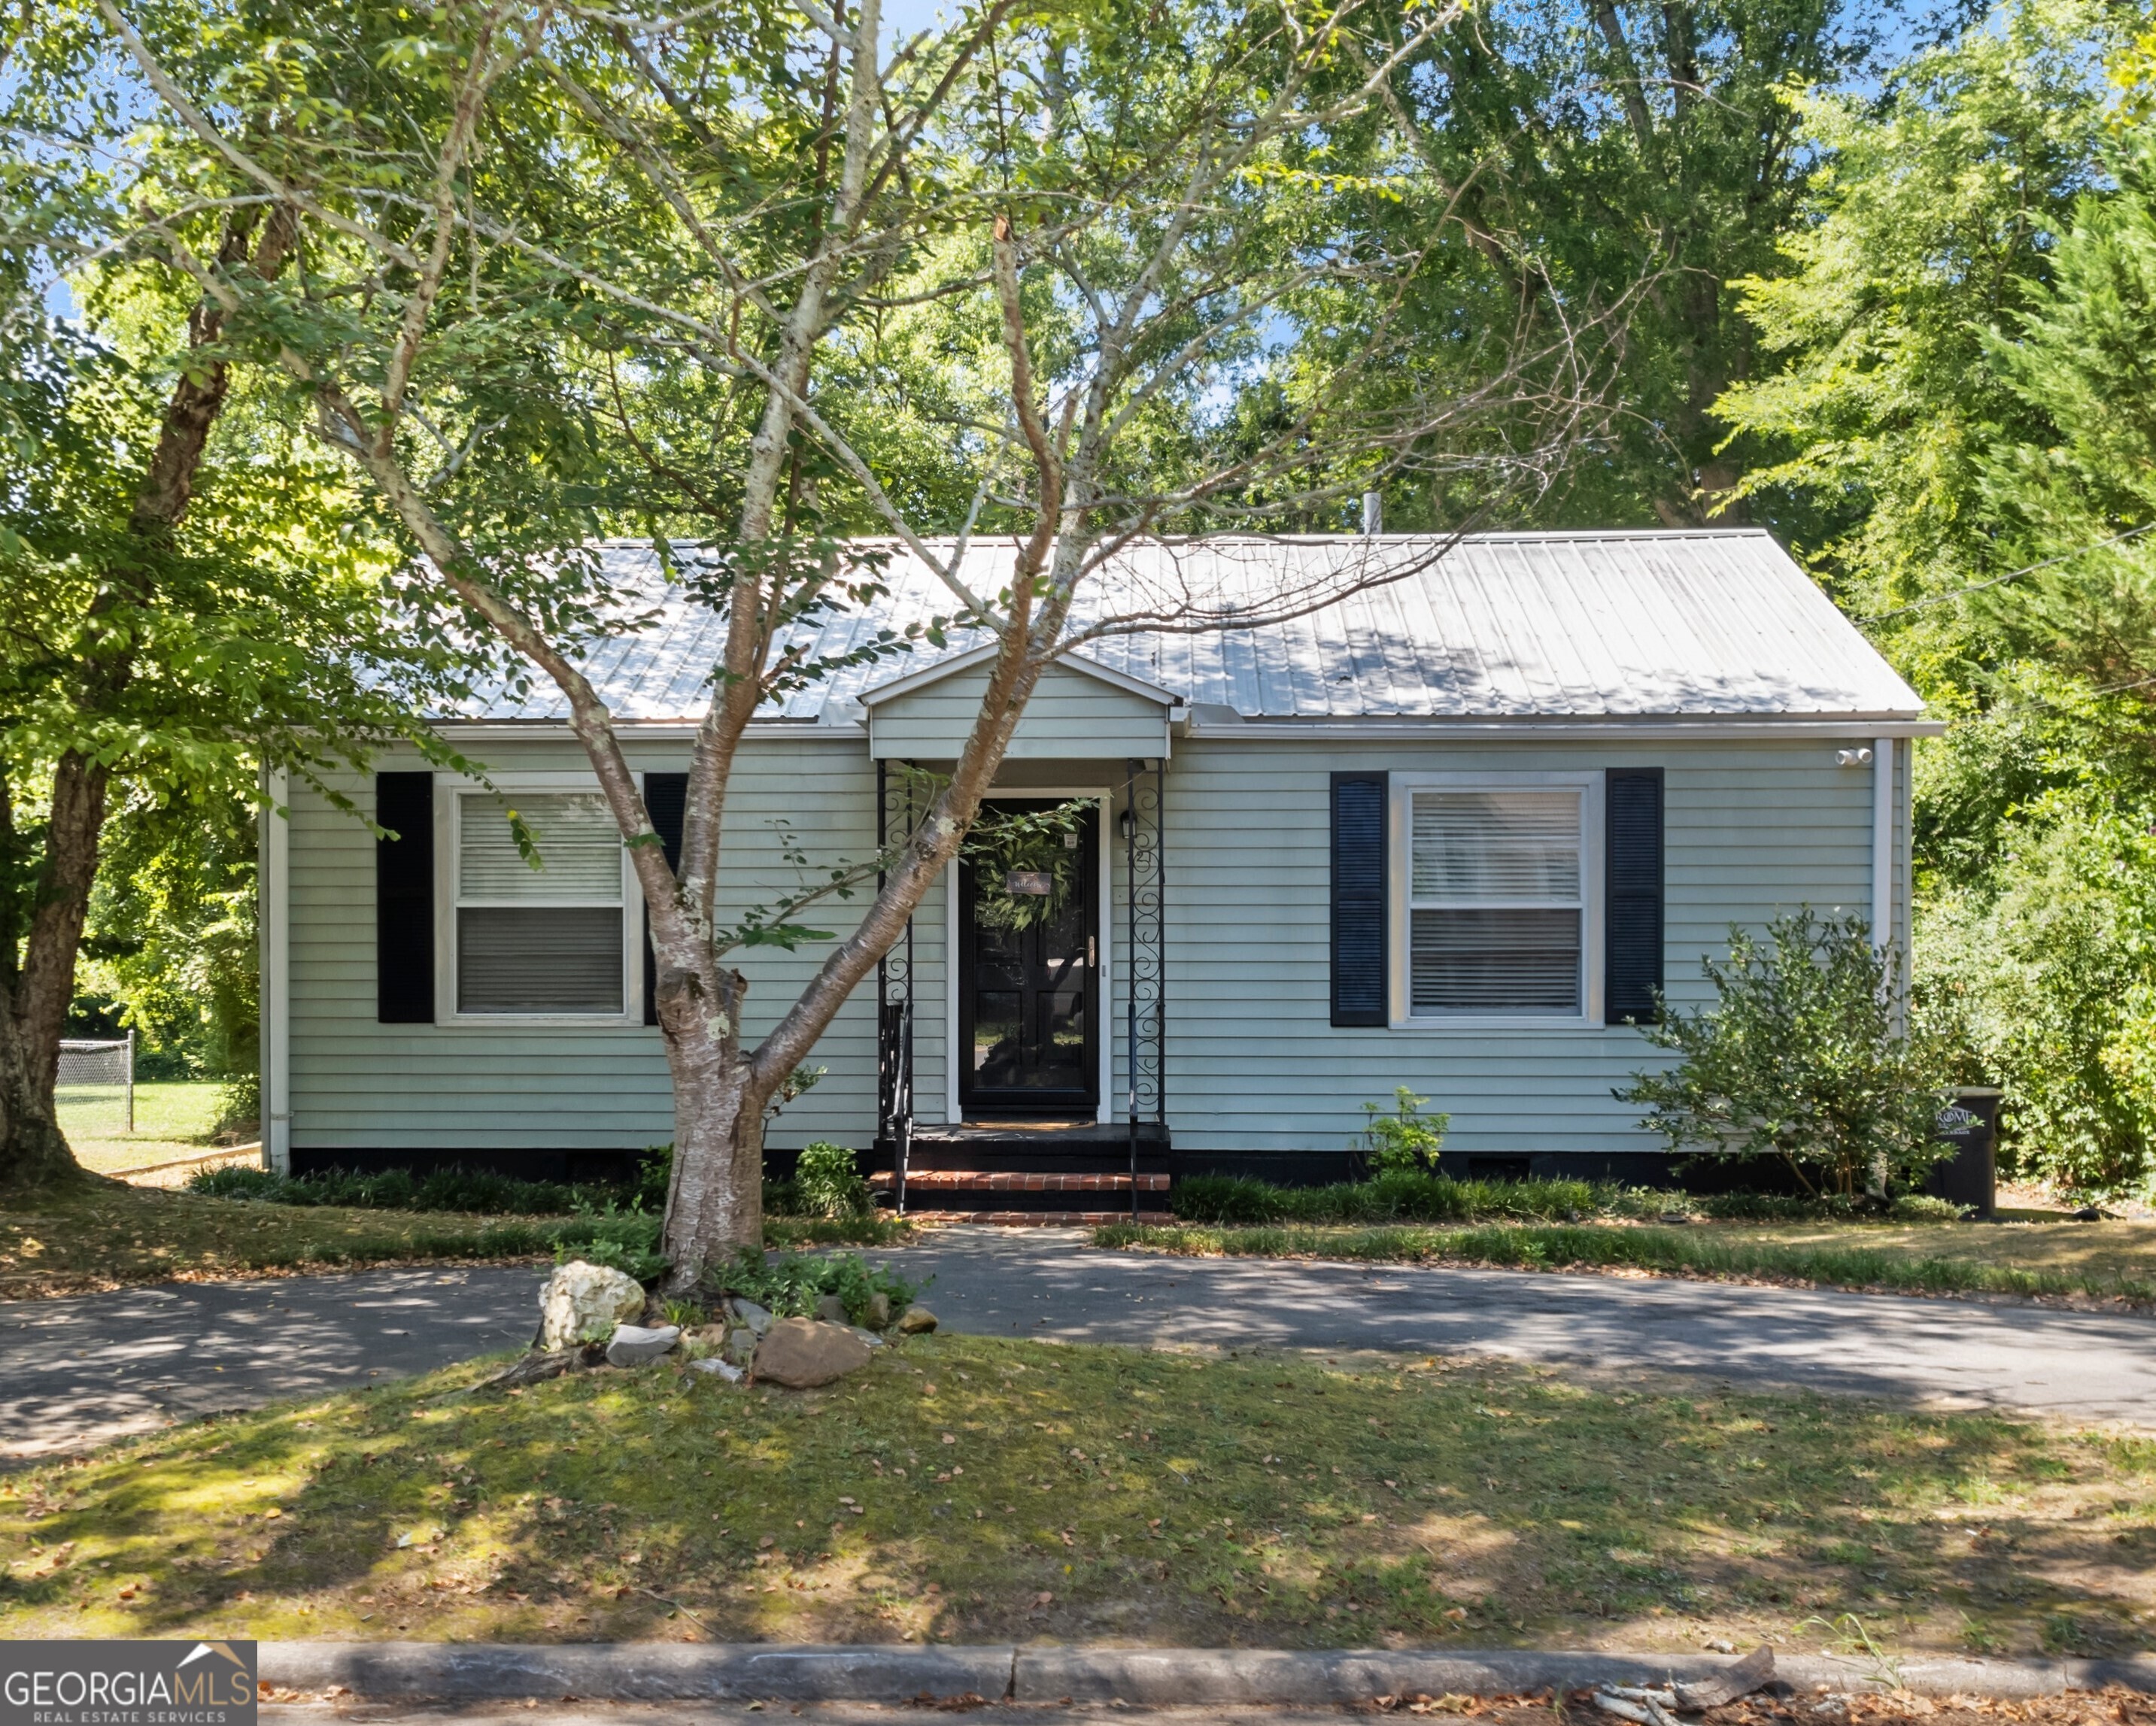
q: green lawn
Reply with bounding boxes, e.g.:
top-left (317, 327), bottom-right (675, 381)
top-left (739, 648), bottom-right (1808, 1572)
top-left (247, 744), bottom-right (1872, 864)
top-left (58, 1079), bottom-right (238, 1174)
top-left (2, 1335), bottom-right (2151, 1658)
top-left (1094, 1219), bottom-right (2156, 1308)
top-left (0, 1180), bottom-right (900, 1299)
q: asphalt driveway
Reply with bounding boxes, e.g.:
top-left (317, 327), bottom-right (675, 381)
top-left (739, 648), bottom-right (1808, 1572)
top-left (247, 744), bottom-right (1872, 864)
top-left (4, 1228), bottom-right (2152, 1462)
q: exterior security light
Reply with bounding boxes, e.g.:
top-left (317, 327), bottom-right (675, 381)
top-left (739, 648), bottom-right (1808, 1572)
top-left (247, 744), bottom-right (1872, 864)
top-left (1836, 747), bottom-right (1874, 767)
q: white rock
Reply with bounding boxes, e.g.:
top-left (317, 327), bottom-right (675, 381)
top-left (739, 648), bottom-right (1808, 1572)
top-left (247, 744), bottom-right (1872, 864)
top-left (605, 1323), bottom-right (681, 1367)
top-left (538, 1260), bottom-right (648, 1351)
top-left (691, 1357), bottom-right (745, 1382)
top-left (847, 1327), bottom-right (887, 1349)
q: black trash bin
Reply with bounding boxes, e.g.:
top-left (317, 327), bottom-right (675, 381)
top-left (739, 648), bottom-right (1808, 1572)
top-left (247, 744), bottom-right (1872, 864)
top-left (1927, 1087), bottom-right (2002, 1217)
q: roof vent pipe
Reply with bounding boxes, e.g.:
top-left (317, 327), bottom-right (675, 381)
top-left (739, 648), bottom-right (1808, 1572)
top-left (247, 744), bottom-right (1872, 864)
top-left (1361, 490), bottom-right (1383, 535)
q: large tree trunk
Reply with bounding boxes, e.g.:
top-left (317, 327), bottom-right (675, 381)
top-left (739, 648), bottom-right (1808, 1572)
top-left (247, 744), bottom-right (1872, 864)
top-left (0, 755), bottom-right (112, 1191)
top-left (654, 965), bottom-right (766, 1283)
top-left (0, 208), bottom-right (293, 1191)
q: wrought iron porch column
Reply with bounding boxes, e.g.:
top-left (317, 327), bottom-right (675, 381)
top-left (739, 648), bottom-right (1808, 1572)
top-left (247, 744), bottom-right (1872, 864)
top-left (1122, 757), bottom-right (1165, 1218)
top-left (876, 760), bottom-right (917, 1215)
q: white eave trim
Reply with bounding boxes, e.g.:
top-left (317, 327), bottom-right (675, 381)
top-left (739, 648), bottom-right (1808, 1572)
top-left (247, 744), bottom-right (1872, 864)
top-left (857, 640), bottom-right (1183, 708)
top-left (1181, 715), bottom-right (1945, 740)
top-left (429, 719), bottom-right (866, 742)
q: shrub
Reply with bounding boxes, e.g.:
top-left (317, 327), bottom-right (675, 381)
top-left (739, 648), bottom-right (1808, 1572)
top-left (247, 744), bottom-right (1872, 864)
top-left (1171, 1174), bottom-right (1287, 1224)
top-left (1619, 909), bottom-right (1954, 1200)
top-left (188, 1162), bottom-right (609, 1215)
top-left (553, 1203), bottom-right (669, 1284)
top-left (1917, 796), bottom-right (2156, 1197)
top-left (709, 1247), bottom-right (918, 1324)
top-left (1890, 1193), bottom-right (1968, 1221)
top-left (794, 1141), bottom-right (873, 1220)
top-left (1358, 1088), bottom-right (1449, 1173)
top-left (1172, 1171), bottom-right (1597, 1225)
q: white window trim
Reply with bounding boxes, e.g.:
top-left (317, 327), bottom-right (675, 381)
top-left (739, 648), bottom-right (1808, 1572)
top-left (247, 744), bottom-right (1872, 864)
top-left (433, 772), bottom-right (645, 1027)
top-left (1387, 770), bottom-right (1605, 1031)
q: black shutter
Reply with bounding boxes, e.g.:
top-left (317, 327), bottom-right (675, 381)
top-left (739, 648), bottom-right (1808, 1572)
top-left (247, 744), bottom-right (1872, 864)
top-left (1330, 772), bottom-right (1389, 1027)
top-left (642, 772), bottom-right (689, 1027)
top-left (1605, 768), bottom-right (1665, 1024)
top-left (376, 772), bottom-right (435, 1024)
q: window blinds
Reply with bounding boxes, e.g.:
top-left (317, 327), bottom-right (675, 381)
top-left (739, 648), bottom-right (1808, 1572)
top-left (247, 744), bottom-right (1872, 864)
top-left (1407, 790), bottom-right (1583, 1015)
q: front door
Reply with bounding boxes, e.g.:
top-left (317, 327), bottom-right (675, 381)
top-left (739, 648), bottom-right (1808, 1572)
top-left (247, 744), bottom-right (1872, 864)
top-left (958, 800), bottom-right (1100, 1117)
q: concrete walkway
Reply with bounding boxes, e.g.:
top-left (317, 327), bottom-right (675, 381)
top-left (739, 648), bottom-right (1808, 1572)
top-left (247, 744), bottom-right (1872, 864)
top-left (5, 1228), bottom-right (2154, 1462)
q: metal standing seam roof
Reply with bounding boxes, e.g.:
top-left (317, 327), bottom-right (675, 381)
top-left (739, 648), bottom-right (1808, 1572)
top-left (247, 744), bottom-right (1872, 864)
top-left (452, 529), bottom-right (1925, 724)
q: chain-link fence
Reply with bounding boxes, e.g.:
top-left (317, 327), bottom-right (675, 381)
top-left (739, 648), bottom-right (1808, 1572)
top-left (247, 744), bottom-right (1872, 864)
top-left (56, 1034), bottom-right (133, 1135)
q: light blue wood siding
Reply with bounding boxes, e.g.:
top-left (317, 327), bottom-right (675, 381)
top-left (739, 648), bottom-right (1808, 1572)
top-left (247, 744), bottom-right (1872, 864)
top-left (1155, 733), bottom-right (1887, 1159)
top-left (869, 660), bottom-right (1170, 760)
top-left (286, 736), bottom-right (879, 1154)
top-left (281, 726), bottom-right (1905, 1165)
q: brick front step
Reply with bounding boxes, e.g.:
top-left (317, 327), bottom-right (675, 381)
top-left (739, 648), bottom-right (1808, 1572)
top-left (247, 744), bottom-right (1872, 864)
top-left (909, 1209), bottom-right (1174, 1227)
top-left (870, 1170), bottom-right (1168, 1194)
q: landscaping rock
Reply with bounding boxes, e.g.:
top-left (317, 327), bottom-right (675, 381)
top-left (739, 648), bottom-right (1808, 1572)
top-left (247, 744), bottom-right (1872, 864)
top-left (847, 1327), bottom-right (887, 1350)
top-left (896, 1304), bottom-right (938, 1335)
top-left (813, 1293), bottom-right (849, 1324)
top-left (864, 1291), bottom-right (892, 1330)
top-left (604, 1324), bottom-right (681, 1368)
top-left (727, 1298), bottom-right (774, 1336)
top-left (753, 1317), bottom-right (872, 1388)
top-left (539, 1261), bottom-right (647, 1350)
top-left (727, 1328), bottom-right (758, 1367)
top-left (691, 1357), bottom-right (745, 1382)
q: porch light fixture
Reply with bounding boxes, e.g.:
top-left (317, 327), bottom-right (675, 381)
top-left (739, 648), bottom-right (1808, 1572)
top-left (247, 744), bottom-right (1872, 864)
top-left (1118, 808), bottom-right (1134, 840)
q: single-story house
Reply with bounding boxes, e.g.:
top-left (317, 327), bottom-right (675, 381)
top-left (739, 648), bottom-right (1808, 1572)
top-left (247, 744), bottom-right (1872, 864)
top-left (257, 528), bottom-right (1936, 1215)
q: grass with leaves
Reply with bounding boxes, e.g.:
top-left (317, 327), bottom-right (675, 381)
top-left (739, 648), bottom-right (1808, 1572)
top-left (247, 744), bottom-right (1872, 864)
top-left (0, 1181), bottom-right (904, 1300)
top-left (2, 1334), bottom-right (2152, 1656)
top-left (1091, 1220), bottom-right (2156, 1308)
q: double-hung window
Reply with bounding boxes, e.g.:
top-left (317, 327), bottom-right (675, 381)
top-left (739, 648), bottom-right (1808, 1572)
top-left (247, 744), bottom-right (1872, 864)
top-left (443, 784), bottom-right (638, 1021)
top-left (1392, 775), bottom-right (1602, 1024)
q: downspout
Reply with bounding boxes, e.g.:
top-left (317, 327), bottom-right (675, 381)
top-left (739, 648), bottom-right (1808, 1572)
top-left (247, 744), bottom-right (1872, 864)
top-left (1870, 737), bottom-right (1893, 954)
top-left (260, 765), bottom-right (292, 1174)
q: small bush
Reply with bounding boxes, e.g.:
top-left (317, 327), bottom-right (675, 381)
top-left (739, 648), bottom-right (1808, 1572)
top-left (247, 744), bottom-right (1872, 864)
top-left (1890, 1193), bottom-right (1969, 1221)
top-left (794, 1141), bottom-right (873, 1220)
top-left (1358, 1088), bottom-right (1450, 1173)
top-left (188, 1163), bottom-right (614, 1215)
top-left (1172, 1171), bottom-right (1598, 1226)
top-left (1620, 909), bottom-right (1955, 1200)
top-left (553, 1203), bottom-right (669, 1283)
top-left (1171, 1174), bottom-right (1287, 1224)
top-left (709, 1247), bottom-right (918, 1324)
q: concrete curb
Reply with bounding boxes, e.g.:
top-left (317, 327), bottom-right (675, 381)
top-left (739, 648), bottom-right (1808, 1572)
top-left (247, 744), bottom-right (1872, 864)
top-left (259, 1643), bottom-right (2156, 1705)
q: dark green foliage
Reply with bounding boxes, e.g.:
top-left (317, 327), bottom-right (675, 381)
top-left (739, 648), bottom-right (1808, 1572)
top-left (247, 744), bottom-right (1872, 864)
top-left (189, 1163), bottom-right (615, 1215)
top-left (1171, 1172), bottom-right (1597, 1226)
top-left (1168, 1174), bottom-right (1915, 1226)
top-left (1356, 1089), bottom-right (1449, 1174)
top-left (1620, 912), bottom-right (1954, 1199)
top-left (705, 1248), bottom-right (918, 1327)
top-left (792, 1140), bottom-right (873, 1221)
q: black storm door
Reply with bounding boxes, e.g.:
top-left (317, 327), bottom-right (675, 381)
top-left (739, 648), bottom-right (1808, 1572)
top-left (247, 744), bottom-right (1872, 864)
top-left (958, 800), bottom-right (1099, 1115)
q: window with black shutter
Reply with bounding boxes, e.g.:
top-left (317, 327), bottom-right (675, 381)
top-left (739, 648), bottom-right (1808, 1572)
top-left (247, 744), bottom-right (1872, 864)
top-left (1604, 768), bottom-right (1664, 1024)
top-left (376, 772), bottom-right (436, 1023)
top-left (642, 772), bottom-right (688, 1026)
top-left (1331, 772), bottom-right (1388, 1026)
